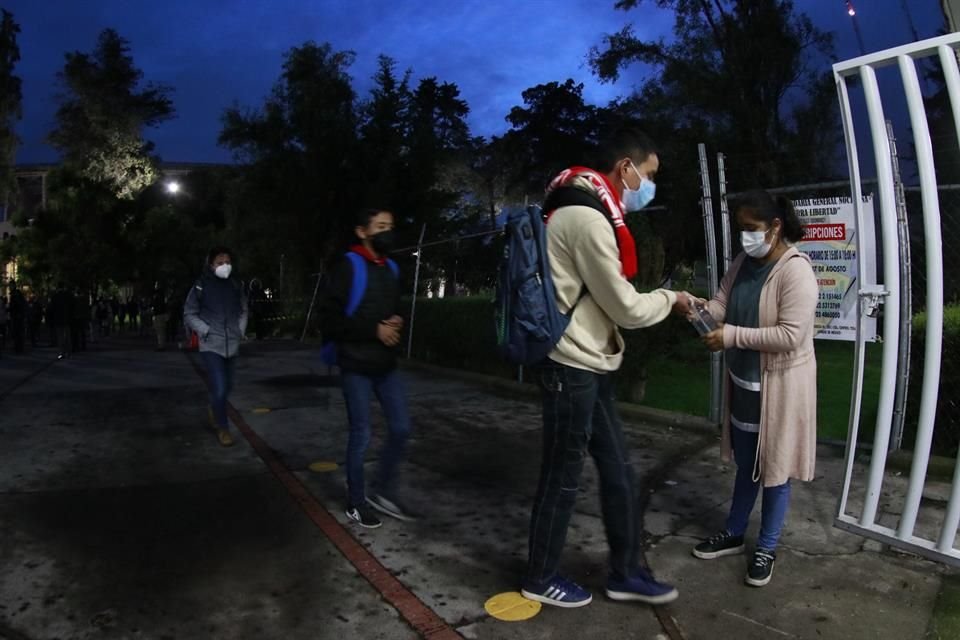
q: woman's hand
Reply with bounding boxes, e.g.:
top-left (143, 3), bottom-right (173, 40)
top-left (702, 323), bottom-right (726, 352)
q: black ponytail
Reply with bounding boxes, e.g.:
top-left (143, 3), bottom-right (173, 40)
top-left (733, 189), bottom-right (805, 243)
top-left (775, 195), bottom-right (804, 243)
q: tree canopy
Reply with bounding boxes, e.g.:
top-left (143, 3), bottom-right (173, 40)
top-left (0, 10), bottom-right (21, 207)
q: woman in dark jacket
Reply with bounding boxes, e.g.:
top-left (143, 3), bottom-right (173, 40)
top-left (184, 247), bottom-right (248, 446)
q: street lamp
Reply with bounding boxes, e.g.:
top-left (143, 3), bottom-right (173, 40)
top-left (165, 180), bottom-right (181, 195)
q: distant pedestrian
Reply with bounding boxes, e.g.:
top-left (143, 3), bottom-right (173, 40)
top-left (0, 292), bottom-right (7, 356)
top-left (127, 296), bottom-right (140, 334)
top-left (96, 299), bottom-right (111, 337)
top-left (690, 189), bottom-right (818, 588)
top-left (150, 285), bottom-right (169, 351)
top-left (71, 290), bottom-right (91, 352)
top-left (28, 296), bottom-right (44, 347)
top-left (9, 287), bottom-right (28, 355)
top-left (110, 297), bottom-right (121, 333)
top-left (184, 247), bottom-right (248, 447)
top-left (320, 208), bottom-right (415, 529)
top-left (48, 285), bottom-right (74, 359)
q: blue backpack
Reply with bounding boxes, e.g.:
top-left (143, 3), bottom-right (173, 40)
top-left (494, 204), bottom-right (572, 366)
top-left (321, 252), bottom-right (399, 366)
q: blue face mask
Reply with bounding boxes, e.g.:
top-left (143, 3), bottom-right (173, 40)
top-left (622, 163), bottom-right (656, 211)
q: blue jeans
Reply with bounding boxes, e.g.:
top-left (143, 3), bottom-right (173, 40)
top-left (341, 369), bottom-right (411, 509)
top-left (725, 426), bottom-right (792, 551)
top-left (200, 351), bottom-right (236, 429)
top-left (527, 363), bottom-right (639, 585)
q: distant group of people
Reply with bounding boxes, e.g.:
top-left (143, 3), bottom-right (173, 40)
top-left (0, 285), bottom-right (184, 359)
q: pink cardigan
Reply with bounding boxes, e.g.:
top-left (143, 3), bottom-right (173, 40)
top-left (706, 247), bottom-right (820, 487)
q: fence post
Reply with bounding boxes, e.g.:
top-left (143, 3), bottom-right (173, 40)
top-left (406, 224), bottom-right (427, 359)
top-left (886, 120), bottom-right (913, 452)
top-left (698, 143), bottom-right (723, 425)
top-left (300, 271), bottom-right (323, 343)
top-left (716, 152), bottom-right (733, 275)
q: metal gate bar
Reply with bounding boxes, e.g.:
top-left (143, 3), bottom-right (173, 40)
top-left (833, 33), bottom-right (959, 566)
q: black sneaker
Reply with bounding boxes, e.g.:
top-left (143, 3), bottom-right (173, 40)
top-left (368, 493), bottom-right (418, 522)
top-left (345, 504), bottom-right (382, 529)
top-left (692, 530), bottom-right (745, 559)
top-left (745, 549), bottom-right (776, 587)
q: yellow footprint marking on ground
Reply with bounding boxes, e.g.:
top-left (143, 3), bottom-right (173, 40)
top-left (308, 461), bottom-right (339, 473)
top-left (484, 592), bottom-right (541, 621)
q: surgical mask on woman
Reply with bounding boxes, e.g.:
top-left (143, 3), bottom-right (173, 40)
top-left (741, 230), bottom-right (773, 259)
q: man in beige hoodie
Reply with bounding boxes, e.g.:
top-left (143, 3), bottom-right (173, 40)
top-left (521, 127), bottom-right (692, 609)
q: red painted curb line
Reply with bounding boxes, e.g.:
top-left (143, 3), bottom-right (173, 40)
top-left (189, 356), bottom-right (462, 640)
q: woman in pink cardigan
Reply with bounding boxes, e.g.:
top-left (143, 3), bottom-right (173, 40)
top-left (691, 189), bottom-right (818, 587)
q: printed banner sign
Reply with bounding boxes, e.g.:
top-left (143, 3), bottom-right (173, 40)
top-left (793, 195), bottom-right (878, 342)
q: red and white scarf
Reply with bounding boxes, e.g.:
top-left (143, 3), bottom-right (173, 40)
top-left (546, 166), bottom-right (638, 280)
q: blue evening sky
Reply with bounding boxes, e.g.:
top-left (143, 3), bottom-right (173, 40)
top-left (3, 0), bottom-right (948, 164)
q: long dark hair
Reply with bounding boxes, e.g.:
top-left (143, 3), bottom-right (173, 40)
top-left (733, 190), bottom-right (804, 243)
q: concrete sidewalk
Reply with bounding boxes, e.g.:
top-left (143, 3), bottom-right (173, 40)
top-left (0, 337), bottom-right (956, 639)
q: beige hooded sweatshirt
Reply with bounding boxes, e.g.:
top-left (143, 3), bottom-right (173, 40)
top-left (546, 176), bottom-right (677, 373)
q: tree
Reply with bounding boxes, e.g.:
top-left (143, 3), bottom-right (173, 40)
top-left (357, 55), bottom-right (411, 207)
top-left (0, 9), bottom-right (21, 208)
top-left (590, 0), bottom-right (838, 188)
top-left (400, 77), bottom-right (473, 232)
top-left (12, 29), bottom-right (175, 290)
top-left (501, 79), bottom-right (604, 197)
top-left (220, 42), bottom-right (361, 290)
top-left (49, 29), bottom-right (174, 199)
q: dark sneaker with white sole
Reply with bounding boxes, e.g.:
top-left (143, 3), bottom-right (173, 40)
top-left (368, 493), bottom-right (418, 522)
top-left (521, 575), bottom-right (593, 608)
top-left (745, 549), bottom-right (776, 587)
top-left (605, 569), bottom-right (679, 605)
top-left (345, 504), bottom-right (382, 529)
top-left (692, 530), bottom-right (745, 559)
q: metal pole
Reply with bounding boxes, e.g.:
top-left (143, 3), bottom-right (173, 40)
top-left (300, 271), bottom-right (323, 343)
top-left (857, 64), bottom-right (901, 528)
top-left (698, 143), bottom-right (722, 425)
top-left (835, 73), bottom-right (870, 520)
top-left (886, 120), bottom-right (913, 452)
top-left (717, 152), bottom-right (733, 275)
top-left (894, 52), bottom-right (944, 543)
top-left (406, 224), bottom-right (427, 359)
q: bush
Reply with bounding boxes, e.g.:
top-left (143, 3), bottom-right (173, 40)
top-left (406, 295), bottom-right (709, 410)
top-left (906, 304), bottom-right (960, 456)
top-left (407, 296), bottom-right (517, 378)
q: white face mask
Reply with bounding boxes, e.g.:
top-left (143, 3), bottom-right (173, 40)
top-left (214, 263), bottom-right (232, 279)
top-left (741, 230), bottom-right (772, 259)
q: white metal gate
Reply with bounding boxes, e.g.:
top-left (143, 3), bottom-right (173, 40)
top-left (834, 33), bottom-right (960, 566)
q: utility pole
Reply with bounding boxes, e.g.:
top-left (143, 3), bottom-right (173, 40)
top-left (846, 1), bottom-right (866, 56)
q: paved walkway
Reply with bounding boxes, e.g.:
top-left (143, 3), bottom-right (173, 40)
top-left (0, 337), bottom-right (956, 639)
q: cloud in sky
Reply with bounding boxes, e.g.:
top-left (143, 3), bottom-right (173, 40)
top-left (5, 0), bottom-right (946, 164)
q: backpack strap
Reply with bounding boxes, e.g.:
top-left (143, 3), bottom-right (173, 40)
top-left (543, 186), bottom-right (609, 220)
top-left (343, 252), bottom-right (399, 318)
top-left (386, 258), bottom-right (399, 278)
top-left (344, 252), bottom-right (368, 318)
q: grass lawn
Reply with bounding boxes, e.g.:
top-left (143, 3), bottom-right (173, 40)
top-left (639, 340), bottom-right (883, 442)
